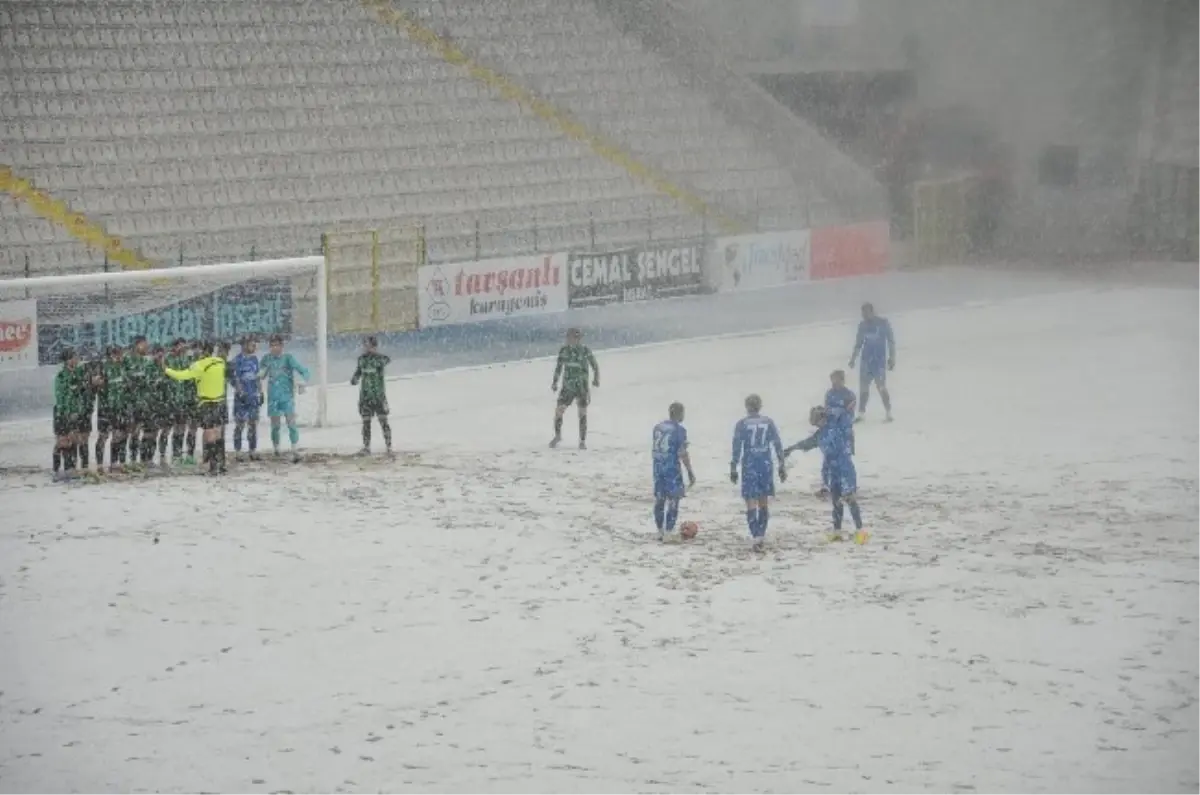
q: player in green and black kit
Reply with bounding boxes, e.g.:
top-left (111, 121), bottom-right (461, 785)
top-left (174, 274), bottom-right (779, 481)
top-left (52, 348), bottom-right (88, 480)
top-left (146, 345), bottom-right (176, 466)
top-left (165, 338), bottom-right (196, 464)
top-left (350, 336), bottom-right (393, 456)
top-left (550, 327), bottom-right (599, 450)
top-left (123, 336), bottom-right (158, 468)
top-left (94, 345), bottom-right (131, 470)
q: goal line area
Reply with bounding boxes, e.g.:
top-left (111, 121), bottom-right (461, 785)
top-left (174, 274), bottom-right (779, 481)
top-left (0, 257), bottom-right (329, 444)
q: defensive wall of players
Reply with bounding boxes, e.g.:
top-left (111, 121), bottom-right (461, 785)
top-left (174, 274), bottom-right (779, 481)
top-left (0, 220), bottom-right (888, 375)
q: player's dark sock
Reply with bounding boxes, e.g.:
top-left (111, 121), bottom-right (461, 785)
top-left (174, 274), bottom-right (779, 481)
top-left (848, 501), bottom-right (863, 530)
top-left (95, 439), bottom-right (106, 468)
top-left (141, 435), bottom-right (156, 464)
top-left (78, 443), bottom-right (89, 469)
top-left (158, 431), bottom-right (169, 461)
top-left (653, 498), bottom-right (666, 530)
top-left (217, 439), bottom-right (227, 471)
top-left (186, 430), bottom-right (197, 458)
top-left (247, 422), bottom-right (257, 453)
top-left (880, 389), bottom-right (892, 413)
top-left (759, 506), bottom-right (769, 536)
top-left (172, 429), bottom-right (183, 458)
top-left (664, 499), bottom-right (679, 532)
top-left (115, 437), bottom-right (127, 464)
top-left (233, 422), bottom-right (244, 452)
top-left (859, 390), bottom-right (870, 414)
top-left (202, 440), bottom-right (214, 472)
top-left (579, 415), bottom-right (587, 442)
top-left (361, 419), bottom-right (372, 450)
top-left (746, 509), bottom-right (757, 536)
top-left (553, 415), bottom-right (563, 439)
top-left (832, 501), bottom-right (845, 531)
top-left (380, 419), bottom-right (392, 449)
top-left (63, 445), bottom-right (76, 471)
top-left (52, 447), bottom-right (62, 473)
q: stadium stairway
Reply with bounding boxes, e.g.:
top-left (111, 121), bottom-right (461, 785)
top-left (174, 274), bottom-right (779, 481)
top-left (0, 164), bottom-right (154, 276)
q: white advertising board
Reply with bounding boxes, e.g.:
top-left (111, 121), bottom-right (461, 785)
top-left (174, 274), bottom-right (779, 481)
top-left (712, 230), bottom-right (811, 293)
top-left (417, 253), bottom-right (569, 328)
top-left (0, 299), bottom-right (39, 372)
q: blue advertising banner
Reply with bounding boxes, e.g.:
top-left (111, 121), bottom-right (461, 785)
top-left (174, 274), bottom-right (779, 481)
top-left (36, 278), bottom-right (293, 364)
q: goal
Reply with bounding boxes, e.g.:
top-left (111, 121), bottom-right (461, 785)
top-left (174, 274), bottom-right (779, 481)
top-left (0, 256), bottom-right (329, 455)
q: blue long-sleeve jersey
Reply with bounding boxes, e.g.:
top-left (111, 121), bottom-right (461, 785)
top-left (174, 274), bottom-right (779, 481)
top-left (731, 414), bottom-right (784, 472)
top-left (228, 352), bottom-right (260, 398)
top-left (825, 385), bottom-right (857, 424)
top-left (788, 420), bottom-right (853, 463)
top-left (852, 317), bottom-right (895, 369)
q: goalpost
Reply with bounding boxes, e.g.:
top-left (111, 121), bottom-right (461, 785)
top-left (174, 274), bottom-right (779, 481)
top-left (0, 256), bottom-right (329, 453)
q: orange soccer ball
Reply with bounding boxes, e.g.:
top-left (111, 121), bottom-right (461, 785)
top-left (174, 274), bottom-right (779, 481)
top-left (679, 521), bottom-right (699, 540)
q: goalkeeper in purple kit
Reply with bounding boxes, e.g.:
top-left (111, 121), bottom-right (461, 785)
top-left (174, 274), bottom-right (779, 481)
top-left (730, 394), bottom-right (786, 552)
top-left (849, 302), bottom-right (895, 422)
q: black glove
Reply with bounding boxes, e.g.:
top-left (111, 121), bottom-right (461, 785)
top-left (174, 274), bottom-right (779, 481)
top-left (888, 358), bottom-right (895, 371)
top-left (779, 467), bottom-right (788, 482)
top-left (592, 379), bottom-right (599, 388)
top-left (729, 467), bottom-right (738, 485)
top-left (550, 383), bottom-right (557, 391)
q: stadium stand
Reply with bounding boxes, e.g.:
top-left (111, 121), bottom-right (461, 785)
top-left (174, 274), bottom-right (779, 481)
top-left (1152, 0), bottom-right (1200, 164)
top-left (0, 0), bottom-right (884, 277)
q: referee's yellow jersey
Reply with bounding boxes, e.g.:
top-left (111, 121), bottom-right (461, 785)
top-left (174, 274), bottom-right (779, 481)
top-left (165, 355), bottom-right (227, 403)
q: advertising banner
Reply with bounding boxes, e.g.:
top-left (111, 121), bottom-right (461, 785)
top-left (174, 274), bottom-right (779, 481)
top-left (417, 253), bottom-right (568, 328)
top-left (713, 230), bottom-right (810, 293)
top-left (36, 279), bottom-right (293, 365)
top-left (810, 220), bottom-right (890, 280)
top-left (0, 299), bottom-right (39, 372)
top-left (567, 241), bottom-right (705, 308)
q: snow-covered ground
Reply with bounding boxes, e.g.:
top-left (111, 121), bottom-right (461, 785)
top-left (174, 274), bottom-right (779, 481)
top-left (1, 283), bottom-right (1197, 793)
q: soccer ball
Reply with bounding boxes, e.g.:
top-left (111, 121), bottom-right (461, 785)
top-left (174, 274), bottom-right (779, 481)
top-left (680, 521), bottom-right (699, 540)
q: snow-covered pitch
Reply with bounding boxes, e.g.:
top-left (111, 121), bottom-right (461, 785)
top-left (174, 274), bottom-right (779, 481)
top-left (2, 284), bottom-right (1196, 793)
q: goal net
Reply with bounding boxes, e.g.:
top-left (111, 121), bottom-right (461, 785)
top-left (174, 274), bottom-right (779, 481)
top-left (0, 257), bottom-right (329, 463)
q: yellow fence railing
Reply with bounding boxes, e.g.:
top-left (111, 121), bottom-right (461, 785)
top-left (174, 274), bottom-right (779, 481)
top-left (0, 164), bottom-right (155, 271)
top-left (913, 175), bottom-right (974, 267)
top-left (322, 226), bottom-right (423, 334)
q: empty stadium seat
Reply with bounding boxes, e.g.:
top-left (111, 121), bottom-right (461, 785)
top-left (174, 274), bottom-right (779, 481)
top-left (0, 0), bottom-right (874, 277)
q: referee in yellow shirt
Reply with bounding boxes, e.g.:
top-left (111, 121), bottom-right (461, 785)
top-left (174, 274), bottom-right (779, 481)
top-left (165, 340), bottom-right (228, 475)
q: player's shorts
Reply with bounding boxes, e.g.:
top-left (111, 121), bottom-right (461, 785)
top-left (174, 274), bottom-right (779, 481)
top-left (233, 394), bottom-right (262, 423)
top-left (653, 469), bottom-right (685, 499)
top-left (557, 384), bottom-right (590, 408)
top-left (267, 393), bottom-right (295, 418)
top-left (96, 409), bottom-right (129, 434)
top-left (860, 362), bottom-right (887, 388)
top-left (52, 410), bottom-right (89, 437)
top-left (359, 395), bottom-right (390, 418)
top-left (827, 458), bottom-right (858, 496)
top-left (740, 465), bottom-right (776, 501)
top-left (196, 400), bottom-right (225, 430)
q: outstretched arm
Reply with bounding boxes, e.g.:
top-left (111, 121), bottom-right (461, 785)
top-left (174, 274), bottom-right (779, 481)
top-left (165, 362), bottom-right (200, 383)
top-left (784, 430), bottom-right (821, 456)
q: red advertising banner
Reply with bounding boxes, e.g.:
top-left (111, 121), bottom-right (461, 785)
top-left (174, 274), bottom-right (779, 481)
top-left (810, 221), bottom-right (890, 280)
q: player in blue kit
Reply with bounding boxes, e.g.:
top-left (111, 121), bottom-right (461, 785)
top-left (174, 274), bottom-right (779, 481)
top-left (258, 334), bottom-right (310, 463)
top-left (228, 337), bottom-right (263, 461)
top-left (651, 402), bottom-right (696, 542)
top-left (848, 302), bottom-right (895, 422)
top-left (730, 394), bottom-right (787, 552)
top-left (818, 369), bottom-right (858, 497)
top-left (786, 405), bottom-right (866, 542)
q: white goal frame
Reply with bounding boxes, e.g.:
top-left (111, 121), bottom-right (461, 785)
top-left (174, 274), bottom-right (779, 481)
top-left (0, 255), bottom-right (329, 427)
